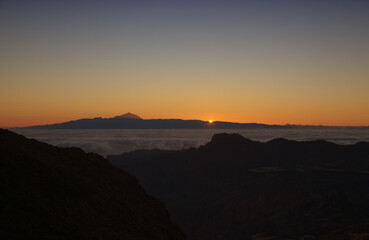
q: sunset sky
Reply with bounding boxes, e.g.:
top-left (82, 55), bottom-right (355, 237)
top-left (1, 0), bottom-right (369, 127)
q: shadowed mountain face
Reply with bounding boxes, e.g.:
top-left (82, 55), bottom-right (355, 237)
top-left (0, 129), bottom-right (185, 240)
top-left (108, 133), bottom-right (369, 240)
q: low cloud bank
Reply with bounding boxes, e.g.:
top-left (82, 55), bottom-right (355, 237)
top-left (12, 128), bottom-right (369, 157)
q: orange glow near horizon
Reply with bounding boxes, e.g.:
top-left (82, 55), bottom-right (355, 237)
top-left (1, 1), bottom-right (369, 128)
top-left (1, 108), bottom-right (368, 128)
top-left (1, 53), bottom-right (368, 128)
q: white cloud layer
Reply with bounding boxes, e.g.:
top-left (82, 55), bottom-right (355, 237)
top-left (12, 128), bottom-right (369, 157)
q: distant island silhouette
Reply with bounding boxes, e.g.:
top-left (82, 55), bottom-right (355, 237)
top-left (113, 112), bottom-right (142, 120)
top-left (19, 113), bottom-right (368, 129)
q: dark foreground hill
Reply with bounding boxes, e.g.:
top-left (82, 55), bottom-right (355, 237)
top-left (109, 133), bottom-right (369, 240)
top-left (0, 129), bottom-right (185, 240)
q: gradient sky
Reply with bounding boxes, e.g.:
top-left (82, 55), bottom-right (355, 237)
top-left (1, 0), bottom-right (369, 127)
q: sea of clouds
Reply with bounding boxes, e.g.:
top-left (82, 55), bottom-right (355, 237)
top-left (12, 128), bottom-right (369, 157)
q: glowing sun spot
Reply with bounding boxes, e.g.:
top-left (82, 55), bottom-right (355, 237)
top-left (208, 120), bottom-right (213, 123)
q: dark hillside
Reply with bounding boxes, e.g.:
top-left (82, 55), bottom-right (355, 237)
top-left (109, 133), bottom-right (369, 240)
top-left (0, 129), bottom-right (185, 240)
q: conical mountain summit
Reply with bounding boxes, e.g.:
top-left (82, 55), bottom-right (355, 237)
top-left (114, 112), bottom-right (142, 119)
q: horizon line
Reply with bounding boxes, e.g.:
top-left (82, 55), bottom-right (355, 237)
top-left (3, 115), bottom-right (369, 129)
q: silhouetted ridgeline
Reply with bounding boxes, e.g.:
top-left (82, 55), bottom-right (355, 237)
top-left (0, 129), bottom-right (185, 240)
top-left (108, 133), bottom-right (369, 240)
top-left (25, 117), bottom-right (289, 129)
top-left (22, 113), bottom-right (369, 129)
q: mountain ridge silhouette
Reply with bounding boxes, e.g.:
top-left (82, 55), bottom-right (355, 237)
top-left (18, 115), bottom-right (369, 129)
top-left (113, 112), bottom-right (142, 119)
top-left (108, 133), bottom-right (369, 240)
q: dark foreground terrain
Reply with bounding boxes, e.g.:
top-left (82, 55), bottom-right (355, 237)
top-left (0, 129), bottom-right (185, 240)
top-left (109, 133), bottom-right (369, 240)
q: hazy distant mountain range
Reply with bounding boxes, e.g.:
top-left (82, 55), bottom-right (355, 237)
top-left (23, 112), bottom-right (279, 129)
top-left (22, 113), bottom-right (363, 129)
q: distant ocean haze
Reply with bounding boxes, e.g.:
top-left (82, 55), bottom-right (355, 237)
top-left (12, 128), bottom-right (369, 157)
